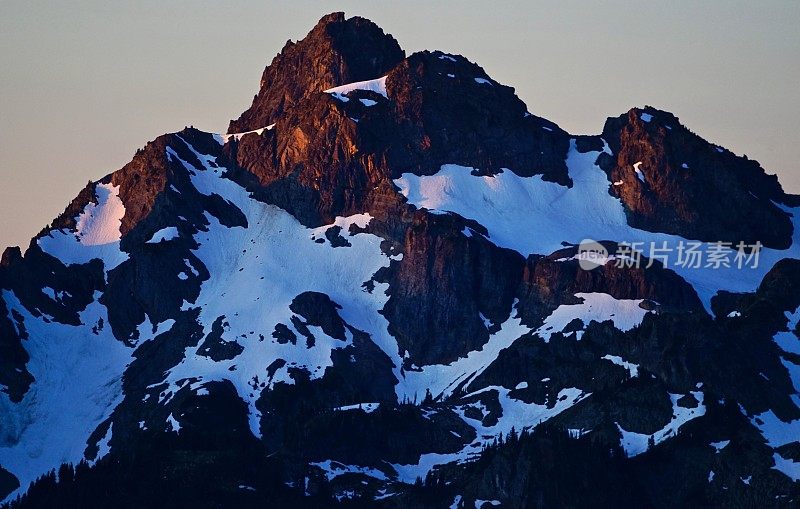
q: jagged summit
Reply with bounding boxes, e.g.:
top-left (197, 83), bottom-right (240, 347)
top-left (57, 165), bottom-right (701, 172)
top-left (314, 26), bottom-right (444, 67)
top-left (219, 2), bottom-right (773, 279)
top-left (599, 105), bottom-right (794, 248)
top-left (229, 12), bottom-right (404, 133)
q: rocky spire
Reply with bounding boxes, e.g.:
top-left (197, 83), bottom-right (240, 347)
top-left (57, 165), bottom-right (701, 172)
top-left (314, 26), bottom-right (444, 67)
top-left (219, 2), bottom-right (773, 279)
top-left (228, 12), bottom-right (404, 133)
top-left (599, 106), bottom-right (794, 248)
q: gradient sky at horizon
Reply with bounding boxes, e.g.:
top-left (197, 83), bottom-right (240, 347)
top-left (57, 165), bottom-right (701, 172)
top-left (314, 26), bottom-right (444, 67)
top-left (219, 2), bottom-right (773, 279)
top-left (1, 0), bottom-right (798, 249)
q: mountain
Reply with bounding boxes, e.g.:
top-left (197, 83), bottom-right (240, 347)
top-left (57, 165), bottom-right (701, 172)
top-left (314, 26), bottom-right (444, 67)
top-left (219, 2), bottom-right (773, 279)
top-left (2, 12), bottom-right (800, 508)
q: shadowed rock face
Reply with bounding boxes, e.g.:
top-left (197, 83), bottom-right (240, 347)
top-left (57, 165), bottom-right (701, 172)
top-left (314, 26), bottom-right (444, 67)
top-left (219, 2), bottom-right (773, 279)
top-left (225, 94), bottom-right (402, 227)
top-left (0, 243), bottom-right (106, 402)
top-left (229, 12), bottom-right (405, 133)
top-left (515, 247), bottom-right (705, 329)
top-left (599, 106), bottom-right (794, 248)
top-left (40, 128), bottom-right (223, 243)
top-left (0, 286), bottom-right (33, 403)
top-left (382, 211), bottom-right (525, 366)
top-left (383, 51), bottom-right (571, 183)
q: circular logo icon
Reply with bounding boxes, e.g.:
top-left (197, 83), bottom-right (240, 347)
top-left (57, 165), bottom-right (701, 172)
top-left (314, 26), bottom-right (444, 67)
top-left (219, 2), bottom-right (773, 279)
top-left (577, 239), bottom-right (609, 271)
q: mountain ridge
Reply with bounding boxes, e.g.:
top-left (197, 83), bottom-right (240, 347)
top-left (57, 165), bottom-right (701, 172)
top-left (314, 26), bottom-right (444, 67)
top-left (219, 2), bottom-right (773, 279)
top-left (2, 12), bottom-right (800, 509)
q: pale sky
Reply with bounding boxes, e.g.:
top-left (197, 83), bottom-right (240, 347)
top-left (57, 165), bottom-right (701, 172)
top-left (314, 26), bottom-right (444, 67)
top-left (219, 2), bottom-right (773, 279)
top-left (1, 1), bottom-right (798, 250)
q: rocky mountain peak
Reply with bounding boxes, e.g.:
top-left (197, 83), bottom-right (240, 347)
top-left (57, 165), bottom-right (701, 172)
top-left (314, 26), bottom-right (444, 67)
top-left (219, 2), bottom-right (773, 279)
top-left (3, 12), bottom-right (800, 509)
top-left (228, 12), bottom-right (404, 133)
top-left (599, 104), bottom-right (794, 248)
top-left (0, 246), bottom-right (22, 268)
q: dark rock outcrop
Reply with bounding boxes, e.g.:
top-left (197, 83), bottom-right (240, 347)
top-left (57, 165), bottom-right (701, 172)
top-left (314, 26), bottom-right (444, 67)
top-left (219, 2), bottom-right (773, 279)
top-left (289, 292), bottom-right (347, 341)
top-left (0, 466), bottom-right (19, 505)
top-left (197, 316), bottom-right (244, 362)
top-left (515, 245), bottom-right (705, 329)
top-left (599, 106), bottom-right (794, 248)
top-left (229, 12), bottom-right (405, 133)
top-left (382, 212), bottom-right (524, 366)
top-left (225, 48), bottom-right (571, 229)
top-left (0, 288), bottom-right (33, 403)
top-left (0, 243), bottom-right (107, 401)
top-left (382, 51), bottom-right (571, 182)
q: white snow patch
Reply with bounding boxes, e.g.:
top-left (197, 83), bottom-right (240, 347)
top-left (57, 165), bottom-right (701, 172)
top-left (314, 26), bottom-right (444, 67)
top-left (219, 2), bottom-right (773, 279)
top-left (710, 440), bottom-right (730, 452)
top-left (311, 460), bottom-right (388, 481)
top-left (325, 77), bottom-right (388, 101)
top-left (568, 428), bottom-right (591, 437)
top-left (773, 453), bottom-right (800, 481)
top-left (41, 287), bottom-right (69, 302)
top-left (159, 139), bottom-right (411, 439)
top-left (134, 317), bottom-right (175, 346)
top-left (375, 489), bottom-right (398, 500)
top-left (617, 392), bottom-right (706, 457)
top-left (394, 386), bottom-right (589, 483)
top-left (72, 184), bottom-right (124, 245)
top-left (38, 183), bottom-right (128, 270)
top-left (640, 113), bottom-right (653, 122)
top-left (92, 423), bottom-right (113, 464)
top-left (216, 124), bottom-right (274, 144)
top-left (602, 354), bottom-right (639, 377)
top-left (749, 410), bottom-right (800, 449)
top-left (184, 258), bottom-right (199, 277)
top-left (633, 162), bottom-right (645, 183)
top-left (474, 78), bottom-right (492, 86)
top-left (146, 226), bottom-right (179, 244)
top-left (166, 413), bottom-right (180, 432)
top-left (359, 98), bottom-right (378, 107)
top-left (393, 141), bottom-right (800, 310)
top-left (0, 290), bottom-right (151, 502)
top-left (401, 302), bottom-right (531, 400)
top-left (773, 308), bottom-right (800, 355)
top-left (334, 402), bottom-right (380, 413)
top-left (536, 293), bottom-right (651, 342)
top-left (780, 356), bottom-right (800, 410)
